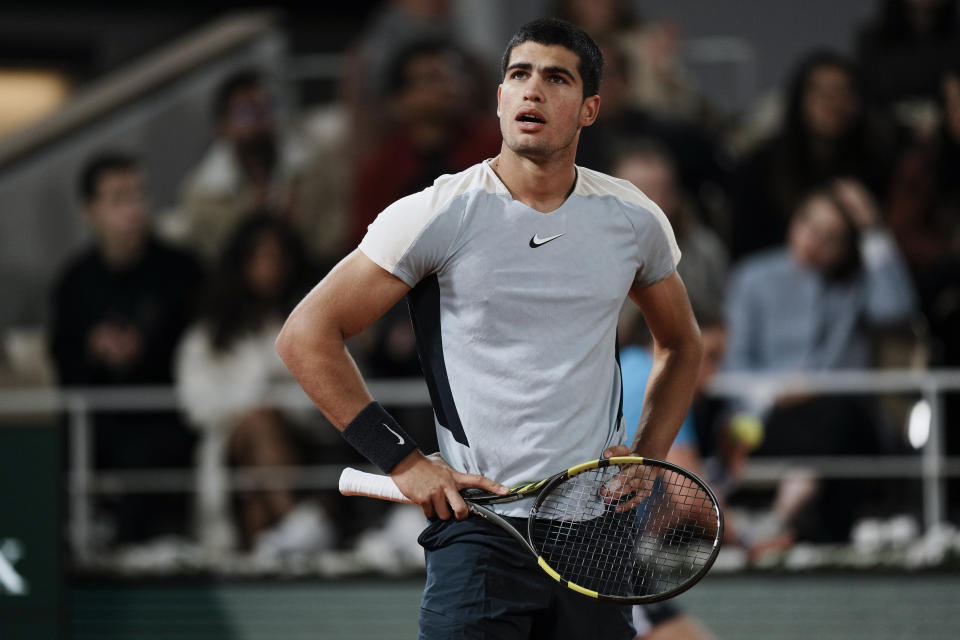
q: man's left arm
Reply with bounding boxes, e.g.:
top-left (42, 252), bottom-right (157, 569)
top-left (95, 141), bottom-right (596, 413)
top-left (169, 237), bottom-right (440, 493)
top-left (626, 272), bottom-right (702, 461)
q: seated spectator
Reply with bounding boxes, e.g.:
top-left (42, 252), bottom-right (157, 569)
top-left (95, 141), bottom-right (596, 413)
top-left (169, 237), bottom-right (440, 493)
top-left (550, 0), bottom-right (712, 123)
top-left (731, 51), bottom-right (897, 261)
top-left (49, 152), bottom-right (203, 545)
top-left (173, 69), bottom-right (343, 263)
top-left (887, 63), bottom-right (960, 508)
top-left (613, 140), bottom-right (729, 322)
top-left (856, 0), bottom-right (960, 135)
top-left (175, 214), bottom-right (333, 556)
top-left (342, 0), bottom-right (458, 155)
top-left (887, 63), bottom-right (960, 291)
top-left (724, 180), bottom-right (917, 547)
top-left (347, 38), bottom-right (502, 247)
top-left (577, 39), bottom-right (732, 233)
top-left (617, 307), bottom-right (725, 640)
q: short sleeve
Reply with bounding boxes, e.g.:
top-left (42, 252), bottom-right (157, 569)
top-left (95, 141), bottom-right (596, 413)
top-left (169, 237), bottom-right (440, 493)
top-left (630, 200), bottom-right (681, 288)
top-left (358, 186), bottom-right (463, 287)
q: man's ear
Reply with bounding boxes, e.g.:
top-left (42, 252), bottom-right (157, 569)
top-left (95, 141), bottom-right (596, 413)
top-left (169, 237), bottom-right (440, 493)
top-left (579, 95), bottom-right (601, 127)
top-left (496, 84), bottom-right (502, 118)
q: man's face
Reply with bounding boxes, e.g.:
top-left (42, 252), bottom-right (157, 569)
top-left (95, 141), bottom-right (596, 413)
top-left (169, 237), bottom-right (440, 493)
top-left (614, 154), bottom-right (679, 220)
top-left (802, 65), bottom-right (858, 140)
top-left (394, 51), bottom-right (467, 126)
top-left (788, 195), bottom-right (850, 273)
top-left (221, 85), bottom-right (274, 144)
top-left (497, 42), bottom-right (599, 161)
top-left (84, 169), bottom-right (149, 251)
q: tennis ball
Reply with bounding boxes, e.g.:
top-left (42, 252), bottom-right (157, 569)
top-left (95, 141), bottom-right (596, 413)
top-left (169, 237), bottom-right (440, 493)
top-left (729, 413), bottom-right (764, 450)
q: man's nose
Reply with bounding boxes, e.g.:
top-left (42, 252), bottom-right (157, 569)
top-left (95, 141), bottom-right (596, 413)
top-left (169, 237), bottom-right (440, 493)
top-left (523, 77), bottom-right (545, 102)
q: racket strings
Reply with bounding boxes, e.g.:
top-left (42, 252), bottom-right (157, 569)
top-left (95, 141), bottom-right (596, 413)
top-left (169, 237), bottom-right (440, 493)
top-left (531, 464), bottom-right (718, 599)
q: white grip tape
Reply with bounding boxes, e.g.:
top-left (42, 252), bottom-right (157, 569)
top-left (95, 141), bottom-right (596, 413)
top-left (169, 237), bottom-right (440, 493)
top-left (338, 467), bottom-right (412, 504)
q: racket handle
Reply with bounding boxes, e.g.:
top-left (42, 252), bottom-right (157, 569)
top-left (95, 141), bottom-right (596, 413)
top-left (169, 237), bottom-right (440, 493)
top-left (339, 467), bottom-right (412, 504)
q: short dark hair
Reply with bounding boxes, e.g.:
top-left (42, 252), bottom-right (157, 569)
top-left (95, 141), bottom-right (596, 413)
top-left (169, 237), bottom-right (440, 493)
top-left (213, 69), bottom-right (264, 121)
top-left (501, 18), bottom-right (604, 98)
top-left (78, 152), bottom-right (139, 203)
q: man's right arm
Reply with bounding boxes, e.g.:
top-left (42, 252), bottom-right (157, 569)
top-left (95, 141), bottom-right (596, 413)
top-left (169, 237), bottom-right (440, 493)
top-left (275, 250), bottom-right (506, 518)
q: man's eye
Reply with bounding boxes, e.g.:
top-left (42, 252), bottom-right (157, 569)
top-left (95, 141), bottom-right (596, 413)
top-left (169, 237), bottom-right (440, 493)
top-left (511, 70), bottom-right (528, 79)
top-left (549, 75), bottom-right (567, 84)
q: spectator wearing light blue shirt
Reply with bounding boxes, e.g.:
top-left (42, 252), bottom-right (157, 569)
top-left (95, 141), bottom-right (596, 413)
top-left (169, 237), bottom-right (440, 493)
top-left (723, 179), bottom-right (917, 546)
top-left (725, 179), bottom-right (916, 376)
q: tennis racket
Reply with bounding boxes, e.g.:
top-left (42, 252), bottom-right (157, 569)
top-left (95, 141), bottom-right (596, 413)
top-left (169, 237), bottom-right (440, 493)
top-left (339, 456), bottom-right (723, 604)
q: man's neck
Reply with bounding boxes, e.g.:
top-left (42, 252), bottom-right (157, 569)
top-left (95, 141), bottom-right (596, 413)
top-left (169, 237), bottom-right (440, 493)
top-left (98, 235), bottom-right (147, 270)
top-left (491, 146), bottom-right (578, 213)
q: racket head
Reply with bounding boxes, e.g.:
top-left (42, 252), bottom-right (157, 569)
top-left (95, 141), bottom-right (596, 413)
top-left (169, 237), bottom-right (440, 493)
top-left (527, 456), bottom-right (723, 604)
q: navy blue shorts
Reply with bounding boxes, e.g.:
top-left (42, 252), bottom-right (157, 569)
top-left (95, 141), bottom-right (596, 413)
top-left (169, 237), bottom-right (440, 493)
top-left (417, 514), bottom-right (635, 640)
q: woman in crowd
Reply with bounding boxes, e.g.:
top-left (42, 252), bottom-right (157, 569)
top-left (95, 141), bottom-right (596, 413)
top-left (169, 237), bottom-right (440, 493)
top-left (175, 213), bottom-right (332, 556)
top-left (730, 51), bottom-right (897, 261)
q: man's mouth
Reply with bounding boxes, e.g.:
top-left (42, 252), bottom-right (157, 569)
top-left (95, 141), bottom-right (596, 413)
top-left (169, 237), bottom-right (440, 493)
top-left (516, 111), bottom-right (546, 132)
top-left (517, 114), bottom-right (546, 124)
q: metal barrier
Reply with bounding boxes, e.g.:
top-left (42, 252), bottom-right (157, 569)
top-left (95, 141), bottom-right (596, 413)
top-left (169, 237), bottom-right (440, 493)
top-left (2, 370), bottom-right (960, 562)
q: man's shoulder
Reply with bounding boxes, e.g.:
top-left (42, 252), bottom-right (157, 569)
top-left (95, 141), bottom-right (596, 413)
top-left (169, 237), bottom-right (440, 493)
top-left (54, 245), bottom-right (101, 286)
top-left (390, 160), bottom-right (505, 217)
top-left (574, 166), bottom-right (676, 248)
top-left (574, 166), bottom-right (663, 216)
top-left (430, 160), bottom-right (504, 201)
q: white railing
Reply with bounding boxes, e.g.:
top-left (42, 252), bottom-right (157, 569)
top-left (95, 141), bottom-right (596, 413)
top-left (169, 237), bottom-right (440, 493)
top-left (2, 370), bottom-right (960, 562)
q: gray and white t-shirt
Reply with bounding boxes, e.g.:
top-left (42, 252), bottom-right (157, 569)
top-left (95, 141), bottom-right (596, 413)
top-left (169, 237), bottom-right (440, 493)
top-left (360, 159), bottom-right (679, 516)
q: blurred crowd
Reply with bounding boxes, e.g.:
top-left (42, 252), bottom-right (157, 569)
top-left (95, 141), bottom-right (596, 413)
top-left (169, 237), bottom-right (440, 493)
top-left (6, 0), bottom-right (960, 564)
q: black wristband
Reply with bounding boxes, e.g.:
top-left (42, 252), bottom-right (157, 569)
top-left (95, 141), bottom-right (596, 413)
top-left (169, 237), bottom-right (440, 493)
top-left (341, 401), bottom-right (419, 473)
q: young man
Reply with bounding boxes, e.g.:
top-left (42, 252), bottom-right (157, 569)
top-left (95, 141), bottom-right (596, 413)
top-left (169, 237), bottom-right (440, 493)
top-left (50, 152), bottom-right (203, 543)
top-left (176, 69), bottom-right (321, 261)
top-left (276, 18), bottom-right (702, 639)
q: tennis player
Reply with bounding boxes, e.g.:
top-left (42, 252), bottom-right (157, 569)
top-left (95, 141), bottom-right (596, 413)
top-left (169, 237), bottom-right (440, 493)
top-left (276, 17), bottom-right (702, 639)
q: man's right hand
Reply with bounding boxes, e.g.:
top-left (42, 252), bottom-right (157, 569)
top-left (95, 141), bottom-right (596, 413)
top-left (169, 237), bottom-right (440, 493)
top-left (390, 452), bottom-right (508, 520)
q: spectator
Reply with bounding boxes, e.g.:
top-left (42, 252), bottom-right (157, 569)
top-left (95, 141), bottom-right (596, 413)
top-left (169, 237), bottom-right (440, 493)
top-left (613, 140), bottom-right (728, 322)
top-left (576, 39), bottom-right (732, 232)
top-left (887, 63), bottom-right (960, 287)
top-left (618, 306), bottom-right (725, 639)
top-left (175, 213), bottom-right (333, 556)
top-left (887, 63), bottom-right (960, 508)
top-left (730, 51), bottom-right (897, 261)
top-left (347, 38), bottom-right (501, 247)
top-left (173, 69), bottom-right (343, 263)
top-left (856, 0), bottom-right (960, 135)
top-left (348, 0), bottom-right (456, 104)
top-left (550, 0), bottom-right (712, 123)
top-left (49, 152), bottom-right (203, 545)
top-left (724, 180), bottom-right (917, 547)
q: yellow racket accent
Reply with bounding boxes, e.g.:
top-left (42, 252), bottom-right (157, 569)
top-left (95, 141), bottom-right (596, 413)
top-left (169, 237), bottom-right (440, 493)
top-left (566, 582), bottom-right (599, 599)
top-left (538, 555), bottom-right (598, 599)
top-left (510, 478), bottom-right (551, 494)
top-left (538, 556), bottom-right (561, 582)
top-left (566, 459), bottom-right (602, 477)
top-left (565, 456), bottom-right (645, 478)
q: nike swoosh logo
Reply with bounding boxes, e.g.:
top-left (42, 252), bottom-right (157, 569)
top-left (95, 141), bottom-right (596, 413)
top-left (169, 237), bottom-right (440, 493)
top-left (383, 423), bottom-right (405, 445)
top-left (529, 232), bottom-right (565, 248)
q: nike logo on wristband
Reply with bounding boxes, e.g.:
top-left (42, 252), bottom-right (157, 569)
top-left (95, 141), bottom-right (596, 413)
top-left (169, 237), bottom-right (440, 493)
top-left (383, 423), bottom-right (405, 445)
top-left (529, 232), bottom-right (564, 248)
